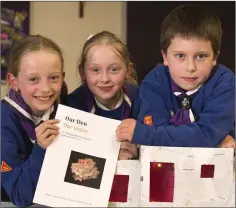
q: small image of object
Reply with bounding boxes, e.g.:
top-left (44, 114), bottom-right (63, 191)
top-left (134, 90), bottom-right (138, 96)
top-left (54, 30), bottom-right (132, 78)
top-left (64, 151), bottom-right (106, 189)
top-left (71, 158), bottom-right (100, 182)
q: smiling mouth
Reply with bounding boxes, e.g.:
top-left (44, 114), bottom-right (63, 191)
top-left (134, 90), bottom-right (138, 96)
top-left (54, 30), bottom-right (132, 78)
top-left (34, 95), bottom-right (54, 101)
top-left (98, 86), bottom-right (113, 91)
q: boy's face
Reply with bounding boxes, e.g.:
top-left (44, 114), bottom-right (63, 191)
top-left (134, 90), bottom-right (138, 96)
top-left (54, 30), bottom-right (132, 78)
top-left (162, 37), bottom-right (218, 91)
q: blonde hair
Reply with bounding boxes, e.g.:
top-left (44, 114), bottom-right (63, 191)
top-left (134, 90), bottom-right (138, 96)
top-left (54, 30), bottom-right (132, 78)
top-left (78, 31), bottom-right (137, 85)
top-left (7, 34), bottom-right (64, 77)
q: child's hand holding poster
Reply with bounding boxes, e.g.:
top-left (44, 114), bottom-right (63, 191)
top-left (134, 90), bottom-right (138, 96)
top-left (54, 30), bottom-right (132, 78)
top-left (33, 104), bottom-right (121, 207)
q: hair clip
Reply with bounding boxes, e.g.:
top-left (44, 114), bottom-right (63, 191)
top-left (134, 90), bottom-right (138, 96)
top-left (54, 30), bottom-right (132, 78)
top-left (87, 34), bottom-right (94, 40)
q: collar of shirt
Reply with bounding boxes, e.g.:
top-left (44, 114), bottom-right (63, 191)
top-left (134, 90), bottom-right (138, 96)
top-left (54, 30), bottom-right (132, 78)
top-left (32, 105), bottom-right (54, 126)
top-left (94, 90), bottom-right (124, 111)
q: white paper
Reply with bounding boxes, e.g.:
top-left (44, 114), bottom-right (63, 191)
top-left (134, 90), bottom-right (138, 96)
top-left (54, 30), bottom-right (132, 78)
top-left (33, 104), bottom-right (121, 207)
top-left (108, 160), bottom-right (141, 207)
top-left (140, 146), bottom-right (235, 207)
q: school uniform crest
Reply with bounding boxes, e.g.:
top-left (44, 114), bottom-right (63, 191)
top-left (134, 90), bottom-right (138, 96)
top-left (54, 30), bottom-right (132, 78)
top-left (1, 161), bottom-right (12, 172)
top-left (144, 116), bottom-right (153, 126)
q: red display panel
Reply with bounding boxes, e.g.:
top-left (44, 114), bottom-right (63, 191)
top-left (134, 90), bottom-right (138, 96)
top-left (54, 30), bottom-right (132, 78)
top-left (150, 162), bottom-right (175, 202)
top-left (109, 174), bottom-right (129, 202)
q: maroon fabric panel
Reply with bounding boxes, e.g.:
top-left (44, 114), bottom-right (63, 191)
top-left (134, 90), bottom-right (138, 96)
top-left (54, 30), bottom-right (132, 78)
top-left (150, 162), bottom-right (175, 202)
top-left (109, 174), bottom-right (129, 202)
top-left (201, 164), bottom-right (215, 178)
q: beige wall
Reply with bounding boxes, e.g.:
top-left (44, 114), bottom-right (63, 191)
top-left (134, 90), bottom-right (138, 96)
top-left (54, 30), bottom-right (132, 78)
top-left (1, 1), bottom-right (126, 98)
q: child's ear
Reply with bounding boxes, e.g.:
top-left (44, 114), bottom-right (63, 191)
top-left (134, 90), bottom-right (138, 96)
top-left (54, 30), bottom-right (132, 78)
top-left (161, 50), bottom-right (168, 66)
top-left (126, 63), bottom-right (134, 79)
top-left (7, 73), bottom-right (18, 90)
top-left (212, 51), bottom-right (220, 66)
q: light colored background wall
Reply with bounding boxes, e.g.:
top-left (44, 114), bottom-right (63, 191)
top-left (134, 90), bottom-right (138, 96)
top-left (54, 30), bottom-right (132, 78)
top-left (1, 1), bottom-right (126, 98)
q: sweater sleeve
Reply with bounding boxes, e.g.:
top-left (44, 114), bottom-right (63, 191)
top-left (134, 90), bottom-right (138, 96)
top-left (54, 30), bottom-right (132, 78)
top-left (133, 72), bottom-right (235, 147)
top-left (1, 116), bottom-right (46, 207)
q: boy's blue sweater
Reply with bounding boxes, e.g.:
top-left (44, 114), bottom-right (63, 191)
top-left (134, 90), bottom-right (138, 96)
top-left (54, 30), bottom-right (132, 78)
top-left (133, 64), bottom-right (235, 147)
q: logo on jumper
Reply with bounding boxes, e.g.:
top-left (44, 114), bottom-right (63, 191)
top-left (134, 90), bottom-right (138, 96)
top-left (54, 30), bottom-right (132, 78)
top-left (1, 161), bottom-right (12, 172)
top-left (144, 116), bottom-right (153, 126)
